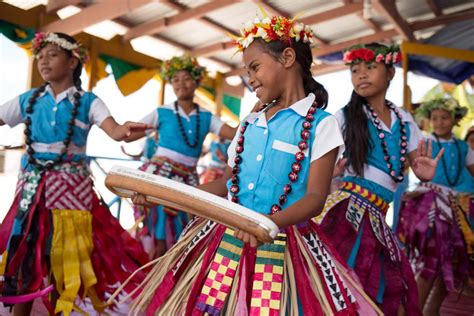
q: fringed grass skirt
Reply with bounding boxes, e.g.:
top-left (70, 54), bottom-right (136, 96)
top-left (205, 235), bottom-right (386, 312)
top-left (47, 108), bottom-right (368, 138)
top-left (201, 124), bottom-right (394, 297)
top-left (128, 216), bottom-right (382, 316)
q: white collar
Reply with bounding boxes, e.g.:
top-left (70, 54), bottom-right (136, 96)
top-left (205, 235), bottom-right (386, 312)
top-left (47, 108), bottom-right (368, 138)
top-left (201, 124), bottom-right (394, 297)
top-left (427, 133), bottom-right (456, 143)
top-left (246, 93), bottom-right (316, 126)
top-left (40, 85), bottom-right (83, 104)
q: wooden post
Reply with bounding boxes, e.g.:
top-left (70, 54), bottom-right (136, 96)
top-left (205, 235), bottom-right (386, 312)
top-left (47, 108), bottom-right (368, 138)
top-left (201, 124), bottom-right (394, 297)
top-left (158, 79), bottom-right (166, 105)
top-left (87, 42), bottom-right (98, 91)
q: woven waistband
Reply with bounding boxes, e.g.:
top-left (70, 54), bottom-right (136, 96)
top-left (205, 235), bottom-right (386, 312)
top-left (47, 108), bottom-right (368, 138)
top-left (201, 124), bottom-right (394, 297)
top-left (149, 156), bottom-right (197, 176)
top-left (340, 181), bottom-right (390, 213)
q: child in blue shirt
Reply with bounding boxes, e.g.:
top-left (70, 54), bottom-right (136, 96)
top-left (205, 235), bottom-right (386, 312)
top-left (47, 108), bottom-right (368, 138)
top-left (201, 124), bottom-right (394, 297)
top-left (397, 97), bottom-right (474, 314)
top-left (0, 32), bottom-right (149, 316)
top-left (124, 55), bottom-right (237, 259)
top-left (129, 14), bottom-right (380, 315)
top-left (317, 43), bottom-right (443, 315)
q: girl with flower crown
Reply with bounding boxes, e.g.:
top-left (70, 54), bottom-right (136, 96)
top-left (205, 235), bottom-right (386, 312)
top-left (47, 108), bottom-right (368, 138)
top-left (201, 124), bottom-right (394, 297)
top-left (396, 97), bottom-right (474, 314)
top-left (0, 32), bottom-right (150, 316)
top-left (126, 14), bottom-right (382, 315)
top-left (124, 55), bottom-right (237, 259)
top-left (316, 42), bottom-right (444, 315)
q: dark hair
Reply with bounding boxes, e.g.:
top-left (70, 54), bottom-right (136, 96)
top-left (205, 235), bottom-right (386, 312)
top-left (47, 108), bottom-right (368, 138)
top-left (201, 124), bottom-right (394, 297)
top-left (254, 39), bottom-right (328, 109)
top-left (343, 42), bottom-right (394, 176)
top-left (54, 33), bottom-right (83, 92)
top-left (465, 129), bottom-right (474, 142)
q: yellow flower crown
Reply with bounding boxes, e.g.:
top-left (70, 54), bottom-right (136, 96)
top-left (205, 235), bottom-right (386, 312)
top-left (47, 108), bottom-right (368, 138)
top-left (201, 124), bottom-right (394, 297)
top-left (160, 55), bottom-right (205, 82)
top-left (234, 14), bottom-right (314, 52)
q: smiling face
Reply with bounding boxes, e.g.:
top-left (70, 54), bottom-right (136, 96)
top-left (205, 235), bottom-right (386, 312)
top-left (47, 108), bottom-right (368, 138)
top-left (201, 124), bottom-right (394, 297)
top-left (36, 43), bottom-right (77, 83)
top-left (430, 108), bottom-right (455, 139)
top-left (171, 70), bottom-right (198, 101)
top-left (242, 41), bottom-right (286, 105)
top-left (350, 61), bottom-right (394, 99)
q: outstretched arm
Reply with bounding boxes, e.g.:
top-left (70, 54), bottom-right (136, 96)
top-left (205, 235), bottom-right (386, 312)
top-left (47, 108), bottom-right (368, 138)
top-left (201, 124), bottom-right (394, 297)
top-left (218, 123), bottom-right (238, 141)
top-left (408, 140), bottom-right (444, 182)
top-left (99, 117), bottom-right (150, 142)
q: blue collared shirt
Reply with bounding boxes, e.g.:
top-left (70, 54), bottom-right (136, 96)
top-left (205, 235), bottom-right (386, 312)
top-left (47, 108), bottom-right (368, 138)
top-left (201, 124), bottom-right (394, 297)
top-left (227, 93), bottom-right (344, 214)
top-left (0, 85), bottom-right (110, 168)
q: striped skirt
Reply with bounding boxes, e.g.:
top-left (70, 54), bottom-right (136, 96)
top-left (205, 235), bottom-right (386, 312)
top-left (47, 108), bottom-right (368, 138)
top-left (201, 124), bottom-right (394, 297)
top-left (0, 163), bottom-right (148, 315)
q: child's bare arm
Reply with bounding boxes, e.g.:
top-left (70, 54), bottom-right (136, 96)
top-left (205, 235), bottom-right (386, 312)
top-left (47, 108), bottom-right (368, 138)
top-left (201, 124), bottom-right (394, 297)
top-left (270, 147), bottom-right (338, 229)
top-left (197, 166), bottom-right (232, 197)
top-left (99, 117), bottom-right (150, 142)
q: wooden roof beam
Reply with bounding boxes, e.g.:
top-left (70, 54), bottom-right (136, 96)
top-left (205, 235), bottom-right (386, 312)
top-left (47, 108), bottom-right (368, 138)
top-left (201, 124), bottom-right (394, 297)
top-left (357, 12), bottom-right (381, 32)
top-left (410, 8), bottom-right (474, 30)
top-left (299, 3), bottom-right (363, 25)
top-left (192, 41), bottom-right (235, 57)
top-left (161, 0), bottom-right (239, 36)
top-left (373, 0), bottom-right (415, 41)
top-left (312, 29), bottom-right (398, 57)
top-left (123, 0), bottom-right (236, 41)
top-left (250, 0), bottom-right (290, 18)
top-left (46, 0), bottom-right (82, 13)
top-left (426, 0), bottom-right (442, 17)
top-left (41, 0), bottom-right (154, 35)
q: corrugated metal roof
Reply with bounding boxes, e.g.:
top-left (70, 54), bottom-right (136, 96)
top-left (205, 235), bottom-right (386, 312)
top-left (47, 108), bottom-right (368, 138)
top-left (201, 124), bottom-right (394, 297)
top-left (3, 0), bottom-right (474, 75)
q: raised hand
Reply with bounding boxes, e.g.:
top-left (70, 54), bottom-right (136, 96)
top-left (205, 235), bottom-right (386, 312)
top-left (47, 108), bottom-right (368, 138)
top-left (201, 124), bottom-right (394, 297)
top-left (411, 140), bottom-right (444, 182)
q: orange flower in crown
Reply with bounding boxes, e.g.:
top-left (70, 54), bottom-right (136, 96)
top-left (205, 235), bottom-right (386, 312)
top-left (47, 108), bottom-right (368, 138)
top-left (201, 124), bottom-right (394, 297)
top-left (234, 14), bottom-right (314, 51)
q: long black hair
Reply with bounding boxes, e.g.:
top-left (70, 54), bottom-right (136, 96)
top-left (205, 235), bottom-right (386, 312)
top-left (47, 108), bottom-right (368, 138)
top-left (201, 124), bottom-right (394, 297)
top-left (253, 39), bottom-right (328, 109)
top-left (55, 33), bottom-right (83, 92)
top-left (343, 42), bottom-right (394, 176)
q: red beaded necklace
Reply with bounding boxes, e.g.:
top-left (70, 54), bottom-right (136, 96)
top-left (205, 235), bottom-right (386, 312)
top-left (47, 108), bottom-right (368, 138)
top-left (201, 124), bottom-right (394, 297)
top-left (229, 101), bottom-right (318, 214)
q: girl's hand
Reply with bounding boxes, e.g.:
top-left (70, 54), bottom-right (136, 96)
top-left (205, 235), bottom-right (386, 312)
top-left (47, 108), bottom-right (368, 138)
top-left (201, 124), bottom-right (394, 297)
top-left (131, 192), bottom-right (155, 207)
top-left (412, 140), bottom-right (444, 182)
top-left (117, 121), bottom-right (151, 140)
top-left (233, 229), bottom-right (260, 248)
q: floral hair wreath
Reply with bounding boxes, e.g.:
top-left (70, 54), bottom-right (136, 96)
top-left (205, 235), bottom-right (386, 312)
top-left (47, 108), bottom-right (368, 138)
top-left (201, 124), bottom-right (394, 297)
top-left (415, 96), bottom-right (468, 121)
top-left (160, 55), bottom-right (206, 82)
top-left (342, 44), bottom-right (401, 65)
top-left (233, 13), bottom-right (315, 52)
top-left (32, 32), bottom-right (89, 64)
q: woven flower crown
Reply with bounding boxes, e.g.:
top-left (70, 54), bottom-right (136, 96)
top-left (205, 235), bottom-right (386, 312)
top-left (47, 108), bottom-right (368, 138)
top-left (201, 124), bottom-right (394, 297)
top-left (160, 55), bottom-right (205, 82)
top-left (234, 13), bottom-right (314, 52)
top-left (416, 96), bottom-right (468, 120)
top-left (343, 44), bottom-right (401, 65)
top-left (32, 32), bottom-right (89, 64)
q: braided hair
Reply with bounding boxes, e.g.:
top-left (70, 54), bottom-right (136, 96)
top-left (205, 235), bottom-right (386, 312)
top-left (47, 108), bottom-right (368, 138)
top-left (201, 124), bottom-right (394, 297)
top-left (252, 39), bottom-right (328, 109)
